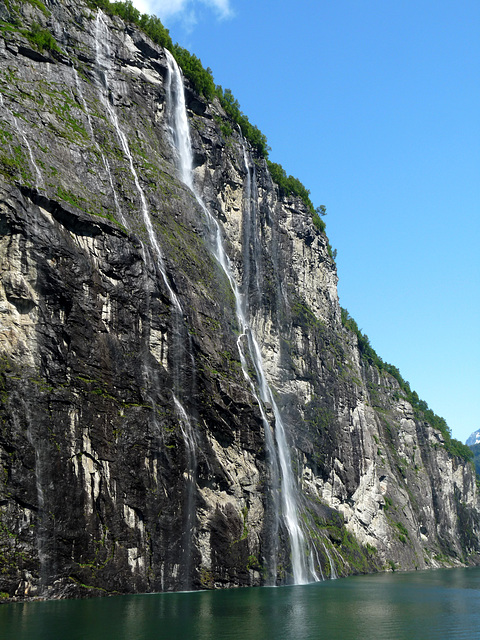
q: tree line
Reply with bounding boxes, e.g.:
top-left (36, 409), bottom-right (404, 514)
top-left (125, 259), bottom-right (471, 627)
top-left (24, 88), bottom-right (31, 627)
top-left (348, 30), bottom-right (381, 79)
top-left (341, 308), bottom-right (473, 463)
top-left (85, 0), bottom-right (323, 229)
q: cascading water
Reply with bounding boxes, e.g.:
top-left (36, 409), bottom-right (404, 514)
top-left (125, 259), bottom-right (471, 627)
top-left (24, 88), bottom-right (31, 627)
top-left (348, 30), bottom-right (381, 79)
top-left (242, 151), bottom-right (262, 305)
top-left (164, 50), bottom-right (319, 585)
top-left (72, 67), bottom-right (125, 227)
top-left (94, 11), bottom-right (179, 309)
top-left (94, 12), bottom-right (198, 589)
top-left (0, 94), bottom-right (44, 189)
top-left (323, 543), bottom-right (338, 579)
top-left (173, 394), bottom-right (198, 586)
top-left (164, 52), bottom-right (194, 189)
top-left (21, 402), bottom-right (49, 593)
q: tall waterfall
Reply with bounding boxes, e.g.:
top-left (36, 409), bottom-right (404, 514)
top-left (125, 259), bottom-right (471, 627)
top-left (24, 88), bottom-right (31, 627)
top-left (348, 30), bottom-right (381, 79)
top-left (0, 94), bottom-right (44, 190)
top-left (164, 49), bottom-right (319, 585)
top-left (242, 150), bottom-right (262, 306)
top-left (94, 13), bottom-right (198, 590)
top-left (94, 11), bottom-right (180, 310)
top-left (72, 67), bottom-right (125, 227)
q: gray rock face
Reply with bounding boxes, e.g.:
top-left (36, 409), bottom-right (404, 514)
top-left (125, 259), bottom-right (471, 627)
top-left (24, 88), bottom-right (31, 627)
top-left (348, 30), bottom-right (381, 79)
top-left (0, 0), bottom-right (479, 600)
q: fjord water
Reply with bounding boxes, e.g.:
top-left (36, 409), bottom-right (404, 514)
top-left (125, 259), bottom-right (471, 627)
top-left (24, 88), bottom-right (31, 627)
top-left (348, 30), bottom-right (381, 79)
top-left (3, 568), bottom-right (480, 640)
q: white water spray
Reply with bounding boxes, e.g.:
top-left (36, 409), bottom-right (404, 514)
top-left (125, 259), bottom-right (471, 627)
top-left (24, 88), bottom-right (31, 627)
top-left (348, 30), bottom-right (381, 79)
top-left (0, 94), bottom-right (44, 189)
top-left (164, 50), bottom-right (319, 585)
top-left (164, 52), bottom-right (194, 189)
top-left (323, 543), bottom-right (338, 579)
top-left (95, 11), bottom-right (180, 312)
top-left (72, 67), bottom-right (125, 227)
top-left (95, 13), bottom-right (198, 588)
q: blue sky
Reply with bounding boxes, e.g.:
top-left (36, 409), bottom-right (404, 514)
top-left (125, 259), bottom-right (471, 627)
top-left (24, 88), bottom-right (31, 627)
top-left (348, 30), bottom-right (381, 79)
top-left (132, 0), bottom-right (480, 444)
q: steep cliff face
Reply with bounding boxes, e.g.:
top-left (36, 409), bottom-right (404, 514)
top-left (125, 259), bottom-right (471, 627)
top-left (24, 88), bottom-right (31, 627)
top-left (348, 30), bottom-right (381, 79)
top-left (0, 0), bottom-right (479, 600)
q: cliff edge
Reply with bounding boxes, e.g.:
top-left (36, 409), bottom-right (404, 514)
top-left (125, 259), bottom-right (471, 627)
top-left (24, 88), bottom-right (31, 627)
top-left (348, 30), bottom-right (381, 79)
top-left (0, 0), bottom-right (478, 600)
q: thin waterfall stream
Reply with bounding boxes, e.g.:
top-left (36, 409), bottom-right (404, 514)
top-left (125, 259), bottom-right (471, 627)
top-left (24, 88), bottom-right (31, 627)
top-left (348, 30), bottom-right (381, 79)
top-left (23, 403), bottom-right (49, 593)
top-left (94, 11), bottom-right (180, 311)
top-left (241, 150), bottom-right (262, 302)
top-left (0, 94), bottom-right (44, 190)
top-left (94, 13), bottom-right (198, 589)
top-left (72, 67), bottom-right (125, 227)
top-left (164, 50), bottom-right (319, 585)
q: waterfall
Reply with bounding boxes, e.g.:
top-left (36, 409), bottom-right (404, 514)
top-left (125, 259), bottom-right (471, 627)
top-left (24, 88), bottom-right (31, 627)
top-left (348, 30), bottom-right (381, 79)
top-left (164, 53), bottom-right (194, 189)
top-left (173, 394), bottom-right (198, 587)
top-left (0, 94), bottom-right (44, 189)
top-left (164, 50), bottom-right (319, 585)
top-left (72, 67), bottom-right (126, 227)
top-left (21, 403), bottom-right (49, 593)
top-left (95, 11), bottom-right (181, 312)
top-left (94, 12), bottom-right (198, 589)
top-left (242, 151), bottom-right (262, 306)
top-left (323, 543), bottom-right (338, 579)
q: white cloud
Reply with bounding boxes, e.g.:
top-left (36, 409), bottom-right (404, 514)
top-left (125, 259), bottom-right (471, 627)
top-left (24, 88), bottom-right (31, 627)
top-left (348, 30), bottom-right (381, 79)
top-left (130, 0), bottom-right (152, 14)
top-left (199, 0), bottom-right (233, 20)
top-left (131, 0), bottom-right (233, 23)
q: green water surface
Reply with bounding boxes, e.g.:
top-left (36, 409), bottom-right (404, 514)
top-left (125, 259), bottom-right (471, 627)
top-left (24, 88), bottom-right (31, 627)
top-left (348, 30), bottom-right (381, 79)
top-left (1, 567), bottom-right (480, 640)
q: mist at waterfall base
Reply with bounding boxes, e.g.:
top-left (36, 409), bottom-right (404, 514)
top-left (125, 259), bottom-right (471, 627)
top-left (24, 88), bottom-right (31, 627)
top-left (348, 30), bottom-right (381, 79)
top-left (132, 0), bottom-right (480, 444)
top-left (3, 568), bottom-right (480, 640)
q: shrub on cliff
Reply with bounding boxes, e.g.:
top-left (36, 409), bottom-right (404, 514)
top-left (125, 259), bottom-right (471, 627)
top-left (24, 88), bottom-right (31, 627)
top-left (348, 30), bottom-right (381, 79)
top-left (85, 2), bottom-right (326, 239)
top-left (172, 44), bottom-right (215, 100)
top-left (215, 87), bottom-right (269, 156)
top-left (24, 22), bottom-right (60, 52)
top-left (266, 161), bottom-right (315, 212)
top-left (341, 307), bottom-right (474, 463)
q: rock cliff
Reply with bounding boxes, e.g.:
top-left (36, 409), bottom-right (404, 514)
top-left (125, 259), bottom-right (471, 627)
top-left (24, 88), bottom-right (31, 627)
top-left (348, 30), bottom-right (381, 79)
top-left (0, 0), bottom-right (479, 600)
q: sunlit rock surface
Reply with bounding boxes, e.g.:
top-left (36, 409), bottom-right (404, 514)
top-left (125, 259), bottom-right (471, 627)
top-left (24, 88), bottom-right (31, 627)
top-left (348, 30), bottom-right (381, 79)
top-left (0, 0), bottom-right (479, 600)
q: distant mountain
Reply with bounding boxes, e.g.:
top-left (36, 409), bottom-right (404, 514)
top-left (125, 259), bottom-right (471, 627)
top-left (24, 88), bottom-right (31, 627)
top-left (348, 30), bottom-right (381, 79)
top-left (466, 430), bottom-right (480, 475)
top-left (466, 430), bottom-right (480, 446)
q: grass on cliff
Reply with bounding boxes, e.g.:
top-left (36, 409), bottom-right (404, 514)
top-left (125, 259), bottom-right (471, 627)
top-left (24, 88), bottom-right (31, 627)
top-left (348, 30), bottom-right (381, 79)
top-left (24, 21), bottom-right (60, 53)
top-left (84, 0), bottom-right (325, 232)
top-left (341, 307), bottom-right (473, 463)
top-left (1, 0), bottom-right (58, 50)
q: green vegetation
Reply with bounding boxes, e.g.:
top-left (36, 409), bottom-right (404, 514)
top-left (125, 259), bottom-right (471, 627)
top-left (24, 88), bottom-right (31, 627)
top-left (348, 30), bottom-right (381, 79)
top-left (313, 205), bottom-right (327, 232)
top-left (246, 554), bottom-right (261, 571)
top-left (173, 44), bottom-right (215, 99)
top-left (86, 0), bottom-right (173, 49)
top-left (83, 1), bottom-right (327, 234)
top-left (266, 161), bottom-right (314, 213)
top-left (392, 520), bottom-right (409, 544)
top-left (0, 4), bottom-right (59, 51)
top-left (383, 496), bottom-right (393, 511)
top-left (76, 526), bottom-right (115, 576)
top-left (341, 307), bottom-right (474, 463)
top-left (24, 22), bottom-right (60, 53)
top-left (216, 87), bottom-right (268, 156)
top-left (68, 577), bottom-right (110, 593)
top-left (0, 144), bottom-right (33, 185)
top-left (199, 567), bottom-right (214, 589)
top-left (25, 0), bottom-right (50, 17)
top-left (305, 509), bottom-right (380, 576)
top-left (292, 299), bottom-right (323, 330)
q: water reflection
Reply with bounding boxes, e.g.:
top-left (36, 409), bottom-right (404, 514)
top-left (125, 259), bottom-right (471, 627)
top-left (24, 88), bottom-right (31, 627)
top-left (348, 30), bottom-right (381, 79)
top-left (2, 568), bottom-right (480, 640)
